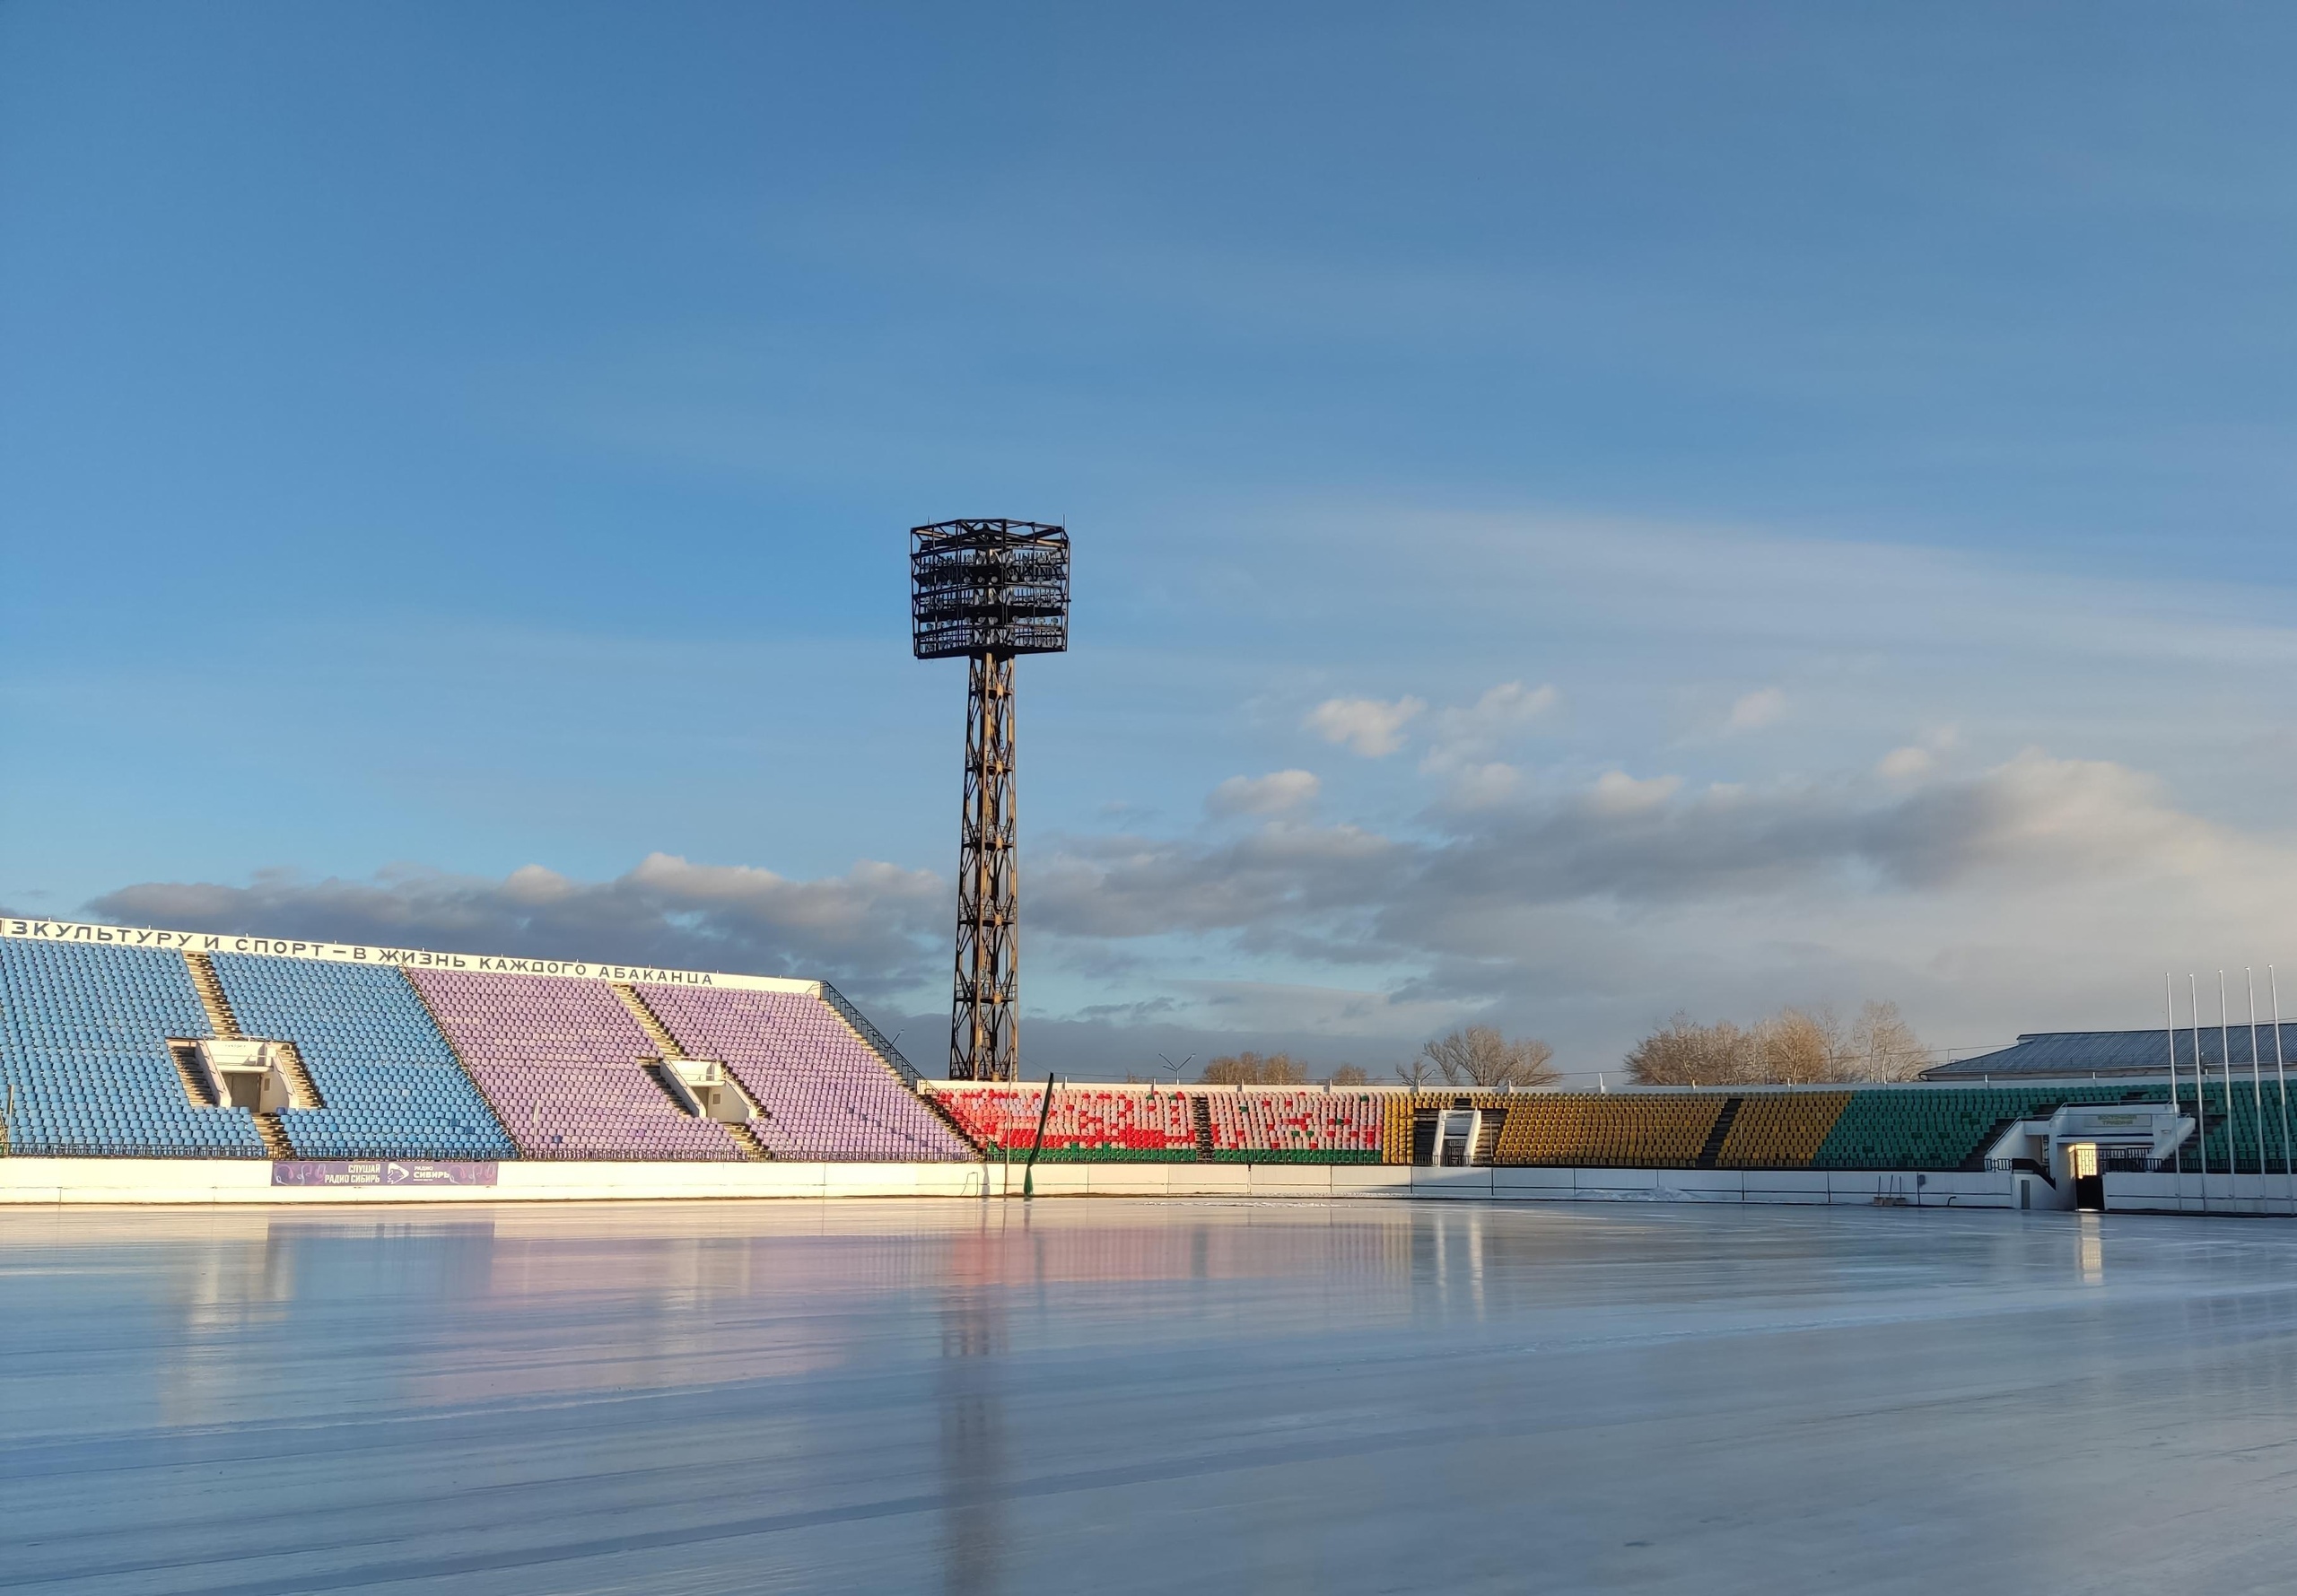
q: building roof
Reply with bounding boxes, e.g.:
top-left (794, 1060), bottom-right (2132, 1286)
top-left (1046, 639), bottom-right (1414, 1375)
top-left (1926, 1024), bottom-right (2297, 1079)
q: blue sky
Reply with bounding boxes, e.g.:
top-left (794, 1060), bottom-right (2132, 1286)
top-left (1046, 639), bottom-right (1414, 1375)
top-left (5, 3), bottom-right (2296, 1078)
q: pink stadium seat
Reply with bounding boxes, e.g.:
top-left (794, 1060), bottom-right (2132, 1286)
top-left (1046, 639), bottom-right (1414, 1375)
top-left (637, 984), bottom-right (974, 1162)
top-left (408, 970), bottom-right (742, 1161)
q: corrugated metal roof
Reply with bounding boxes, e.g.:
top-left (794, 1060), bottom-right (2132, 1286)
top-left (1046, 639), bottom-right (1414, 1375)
top-left (1925, 1024), bottom-right (2297, 1078)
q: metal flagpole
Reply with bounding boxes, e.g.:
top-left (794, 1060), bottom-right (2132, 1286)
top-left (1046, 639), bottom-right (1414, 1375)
top-left (2222, 972), bottom-right (2237, 1182)
top-left (2276, 966), bottom-right (2294, 1215)
top-left (2249, 969), bottom-right (2268, 1179)
top-left (2192, 974), bottom-right (2209, 1211)
top-left (2165, 972), bottom-right (2182, 1176)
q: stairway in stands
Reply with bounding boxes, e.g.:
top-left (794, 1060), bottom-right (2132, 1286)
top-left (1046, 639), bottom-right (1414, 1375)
top-left (1696, 1097), bottom-right (1744, 1168)
top-left (167, 1041), bottom-right (216, 1107)
top-left (186, 953), bottom-right (241, 1039)
top-left (915, 1086), bottom-right (985, 1156)
top-left (1192, 1095), bottom-right (1215, 1161)
top-left (611, 982), bottom-right (769, 1160)
top-left (186, 951), bottom-right (294, 1158)
top-left (1961, 1115), bottom-right (2024, 1173)
top-left (611, 981), bottom-right (686, 1060)
top-left (1473, 1109), bottom-right (1507, 1166)
top-left (249, 1114), bottom-right (293, 1157)
top-left (271, 1042), bottom-right (324, 1110)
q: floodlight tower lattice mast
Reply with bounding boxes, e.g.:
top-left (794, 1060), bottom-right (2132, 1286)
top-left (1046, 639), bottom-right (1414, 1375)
top-left (911, 519), bottom-right (1070, 1081)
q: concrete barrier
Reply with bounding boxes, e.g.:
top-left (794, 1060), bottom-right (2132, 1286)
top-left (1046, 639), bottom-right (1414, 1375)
top-left (2106, 1171), bottom-right (2297, 1215)
top-left (1489, 1167), bottom-right (1577, 1196)
top-left (1331, 1166), bottom-right (1416, 1198)
top-left (0, 1156), bottom-right (2026, 1208)
top-left (1661, 1171), bottom-right (1746, 1203)
top-left (1909, 1172), bottom-right (2013, 1208)
top-left (1574, 1167), bottom-right (1662, 1194)
top-left (1411, 1168), bottom-right (1496, 1199)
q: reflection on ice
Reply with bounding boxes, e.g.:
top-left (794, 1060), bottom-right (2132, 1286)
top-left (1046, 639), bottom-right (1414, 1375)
top-left (939, 1278), bottom-right (1008, 1596)
top-left (6, 1199), bottom-right (2297, 1593)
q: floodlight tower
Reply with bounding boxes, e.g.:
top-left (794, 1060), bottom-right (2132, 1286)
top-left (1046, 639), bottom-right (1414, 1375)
top-left (911, 519), bottom-right (1070, 1081)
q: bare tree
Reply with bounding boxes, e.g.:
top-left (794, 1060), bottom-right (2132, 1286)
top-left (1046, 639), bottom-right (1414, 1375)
top-left (1419, 1026), bottom-right (1559, 1089)
top-left (1846, 1000), bottom-right (1928, 1081)
top-left (1758, 1006), bottom-right (1844, 1084)
top-left (1624, 1013), bottom-right (1754, 1086)
top-left (1326, 1064), bottom-right (1370, 1086)
top-left (1199, 1051), bottom-right (1311, 1086)
top-left (1627, 1001), bottom-right (1929, 1086)
top-left (1392, 1057), bottom-right (1436, 1089)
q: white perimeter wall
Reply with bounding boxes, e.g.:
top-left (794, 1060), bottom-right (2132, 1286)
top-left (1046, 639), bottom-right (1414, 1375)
top-left (0, 1160), bottom-right (2023, 1208)
top-left (2105, 1172), bottom-right (2297, 1216)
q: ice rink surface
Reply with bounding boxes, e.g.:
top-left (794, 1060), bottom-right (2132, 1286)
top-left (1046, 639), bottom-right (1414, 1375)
top-left (6, 1199), bottom-right (2297, 1594)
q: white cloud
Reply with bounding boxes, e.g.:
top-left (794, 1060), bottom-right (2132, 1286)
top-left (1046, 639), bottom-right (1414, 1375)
top-left (1304, 695), bottom-right (1426, 757)
top-left (1723, 687), bottom-right (1787, 733)
top-left (1871, 749), bottom-right (2218, 886)
top-left (1423, 681), bottom-right (1560, 776)
top-left (1880, 725), bottom-right (1961, 781)
top-left (1207, 769), bottom-right (1321, 816)
top-left (1445, 763), bottom-right (1523, 808)
top-left (1434, 681), bottom-right (1558, 744)
top-left (1166, 978), bottom-right (1467, 1040)
top-left (1035, 819), bottom-right (1401, 942)
top-left (79, 748), bottom-right (2297, 1078)
top-left (1585, 771), bottom-right (1684, 815)
top-left (88, 853), bottom-right (948, 1000)
top-left (1019, 747), bottom-right (2297, 1068)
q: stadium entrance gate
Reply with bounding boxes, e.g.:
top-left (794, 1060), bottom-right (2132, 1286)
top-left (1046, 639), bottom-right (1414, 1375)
top-left (1983, 1105), bottom-right (2188, 1211)
top-left (2068, 1142), bottom-right (2103, 1210)
top-left (1411, 1103), bottom-right (1499, 1167)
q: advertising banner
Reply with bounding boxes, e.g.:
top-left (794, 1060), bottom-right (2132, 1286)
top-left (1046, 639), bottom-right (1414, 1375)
top-left (1, 915), bottom-right (814, 995)
top-left (272, 1160), bottom-right (500, 1188)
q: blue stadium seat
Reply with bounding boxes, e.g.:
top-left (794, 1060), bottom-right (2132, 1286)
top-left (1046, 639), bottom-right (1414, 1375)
top-left (210, 955), bottom-right (516, 1161)
top-left (0, 939), bottom-right (267, 1156)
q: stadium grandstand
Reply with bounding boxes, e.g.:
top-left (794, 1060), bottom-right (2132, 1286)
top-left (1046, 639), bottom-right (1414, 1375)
top-left (1, 918), bottom-right (2274, 1212)
top-left (0, 920), bottom-right (973, 1166)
